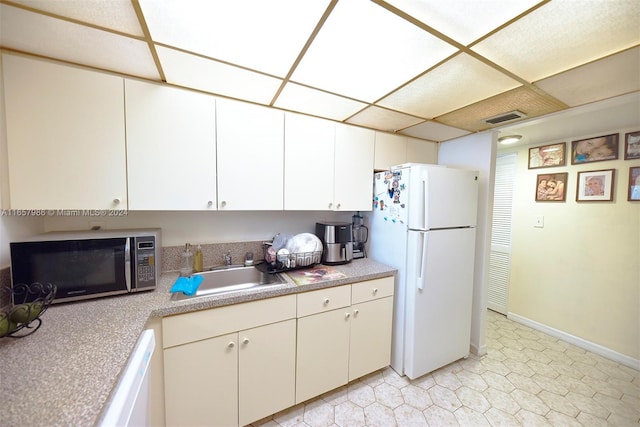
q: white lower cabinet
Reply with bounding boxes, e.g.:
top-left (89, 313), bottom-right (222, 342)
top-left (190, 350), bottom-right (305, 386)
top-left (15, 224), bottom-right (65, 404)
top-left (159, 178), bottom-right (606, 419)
top-left (295, 277), bottom-right (395, 403)
top-left (162, 295), bottom-right (296, 427)
top-left (161, 277), bottom-right (394, 424)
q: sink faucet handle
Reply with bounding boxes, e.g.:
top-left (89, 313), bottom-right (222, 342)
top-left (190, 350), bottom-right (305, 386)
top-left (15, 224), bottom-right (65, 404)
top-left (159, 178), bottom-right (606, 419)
top-left (223, 250), bottom-right (232, 266)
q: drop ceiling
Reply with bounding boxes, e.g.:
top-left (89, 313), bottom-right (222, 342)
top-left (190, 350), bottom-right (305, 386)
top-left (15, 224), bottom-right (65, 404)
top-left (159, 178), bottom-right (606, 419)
top-left (0, 0), bottom-right (639, 142)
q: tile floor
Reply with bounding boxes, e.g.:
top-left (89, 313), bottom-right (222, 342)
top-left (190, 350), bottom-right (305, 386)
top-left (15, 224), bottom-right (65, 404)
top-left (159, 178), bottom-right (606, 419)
top-left (252, 309), bottom-right (640, 427)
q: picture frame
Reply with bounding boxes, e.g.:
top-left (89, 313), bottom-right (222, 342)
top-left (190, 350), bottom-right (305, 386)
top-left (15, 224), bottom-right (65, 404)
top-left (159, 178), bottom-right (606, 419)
top-left (576, 169), bottom-right (615, 202)
top-left (528, 142), bottom-right (566, 169)
top-left (629, 167), bottom-right (640, 201)
top-left (571, 133), bottom-right (619, 164)
top-left (535, 172), bottom-right (568, 202)
top-left (624, 131), bottom-right (640, 160)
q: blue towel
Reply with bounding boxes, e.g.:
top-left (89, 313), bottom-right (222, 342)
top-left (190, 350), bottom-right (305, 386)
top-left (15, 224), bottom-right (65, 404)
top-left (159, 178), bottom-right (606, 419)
top-left (170, 275), bottom-right (204, 296)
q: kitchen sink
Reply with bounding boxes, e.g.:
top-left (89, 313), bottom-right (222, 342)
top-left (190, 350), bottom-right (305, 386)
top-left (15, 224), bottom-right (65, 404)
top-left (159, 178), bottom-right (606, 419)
top-left (171, 265), bottom-right (287, 301)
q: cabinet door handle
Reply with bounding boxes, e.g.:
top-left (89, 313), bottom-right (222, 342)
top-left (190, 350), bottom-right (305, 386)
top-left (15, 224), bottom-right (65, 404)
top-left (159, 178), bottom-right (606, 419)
top-left (243, 338), bottom-right (249, 345)
top-left (220, 200), bottom-right (227, 208)
top-left (372, 288), bottom-right (378, 295)
top-left (207, 200), bottom-right (213, 207)
top-left (354, 309), bottom-right (359, 317)
top-left (323, 298), bottom-right (330, 306)
top-left (336, 203), bottom-right (341, 209)
top-left (228, 341), bottom-right (235, 348)
top-left (345, 312), bottom-right (351, 319)
top-left (113, 198), bottom-right (121, 205)
top-left (328, 202), bottom-right (333, 209)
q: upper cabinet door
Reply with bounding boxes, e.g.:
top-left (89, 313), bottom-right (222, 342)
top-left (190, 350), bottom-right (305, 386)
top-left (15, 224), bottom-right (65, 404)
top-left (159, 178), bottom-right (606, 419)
top-left (284, 113), bottom-right (335, 210)
top-left (125, 80), bottom-right (217, 210)
top-left (374, 132), bottom-right (408, 171)
top-left (2, 54), bottom-right (127, 209)
top-left (406, 137), bottom-right (438, 164)
top-left (217, 99), bottom-right (284, 210)
top-left (334, 124), bottom-right (375, 211)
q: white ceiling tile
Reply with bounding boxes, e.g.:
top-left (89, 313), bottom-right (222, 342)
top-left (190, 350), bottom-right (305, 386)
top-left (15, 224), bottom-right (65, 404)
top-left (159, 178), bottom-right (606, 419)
top-left (378, 53), bottom-right (520, 118)
top-left (156, 46), bottom-right (283, 105)
top-left (401, 121), bottom-right (471, 142)
top-left (536, 47), bottom-right (640, 107)
top-left (291, 0), bottom-right (458, 102)
top-left (274, 83), bottom-right (367, 121)
top-left (346, 106), bottom-right (424, 132)
top-left (384, 0), bottom-right (541, 45)
top-left (472, 0), bottom-right (640, 82)
top-left (0, 4), bottom-right (159, 80)
top-left (139, 0), bottom-right (331, 77)
top-left (8, 0), bottom-right (144, 36)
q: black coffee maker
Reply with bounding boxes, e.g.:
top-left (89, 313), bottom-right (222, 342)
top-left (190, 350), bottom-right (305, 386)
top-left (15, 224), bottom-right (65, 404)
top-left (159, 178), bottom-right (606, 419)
top-left (351, 213), bottom-right (368, 259)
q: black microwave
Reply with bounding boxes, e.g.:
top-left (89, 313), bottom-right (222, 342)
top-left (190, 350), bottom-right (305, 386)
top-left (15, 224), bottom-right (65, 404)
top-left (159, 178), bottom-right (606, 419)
top-left (10, 229), bottom-right (161, 303)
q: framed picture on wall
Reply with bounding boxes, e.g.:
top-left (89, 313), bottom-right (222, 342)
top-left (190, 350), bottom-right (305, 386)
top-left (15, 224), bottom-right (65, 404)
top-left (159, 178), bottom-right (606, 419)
top-left (576, 169), bottom-right (615, 202)
top-left (535, 172), bottom-right (568, 202)
top-left (528, 142), bottom-right (566, 169)
top-left (624, 131), bottom-right (640, 160)
top-left (629, 167), bottom-right (640, 201)
top-left (571, 133), bottom-right (619, 164)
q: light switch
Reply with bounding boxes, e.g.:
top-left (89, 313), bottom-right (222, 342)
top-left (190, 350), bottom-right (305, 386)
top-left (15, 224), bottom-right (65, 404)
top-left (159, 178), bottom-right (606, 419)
top-left (534, 216), bottom-right (544, 228)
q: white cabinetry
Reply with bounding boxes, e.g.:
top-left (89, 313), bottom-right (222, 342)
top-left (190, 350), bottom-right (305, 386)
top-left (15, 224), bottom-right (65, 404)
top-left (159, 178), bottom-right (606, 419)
top-left (375, 132), bottom-right (438, 170)
top-left (284, 113), bottom-right (335, 210)
top-left (162, 295), bottom-right (296, 427)
top-left (295, 277), bottom-right (394, 403)
top-left (374, 132), bottom-right (407, 171)
top-left (125, 80), bottom-right (217, 210)
top-left (334, 123), bottom-right (375, 211)
top-left (285, 114), bottom-right (375, 211)
top-left (216, 98), bottom-right (284, 210)
top-left (2, 54), bottom-right (127, 209)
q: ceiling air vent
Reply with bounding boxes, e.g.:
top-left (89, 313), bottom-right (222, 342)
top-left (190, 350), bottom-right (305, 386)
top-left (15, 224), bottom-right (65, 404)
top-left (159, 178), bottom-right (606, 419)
top-left (483, 110), bottom-right (527, 125)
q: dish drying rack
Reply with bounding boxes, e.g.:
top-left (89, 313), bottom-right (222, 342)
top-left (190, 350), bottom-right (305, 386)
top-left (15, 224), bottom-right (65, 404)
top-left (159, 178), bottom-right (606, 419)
top-left (258, 242), bottom-right (322, 273)
top-left (1, 282), bottom-right (56, 338)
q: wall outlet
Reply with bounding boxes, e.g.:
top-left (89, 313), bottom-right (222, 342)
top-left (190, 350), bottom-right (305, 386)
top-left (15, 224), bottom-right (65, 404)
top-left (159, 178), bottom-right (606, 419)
top-left (534, 216), bottom-right (544, 228)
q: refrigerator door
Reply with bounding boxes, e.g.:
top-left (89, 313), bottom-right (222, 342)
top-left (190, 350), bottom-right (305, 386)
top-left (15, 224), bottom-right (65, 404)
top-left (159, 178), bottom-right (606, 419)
top-left (371, 170), bottom-right (410, 228)
top-left (367, 173), bottom-right (409, 374)
top-left (405, 165), bottom-right (479, 230)
top-left (404, 227), bottom-right (476, 380)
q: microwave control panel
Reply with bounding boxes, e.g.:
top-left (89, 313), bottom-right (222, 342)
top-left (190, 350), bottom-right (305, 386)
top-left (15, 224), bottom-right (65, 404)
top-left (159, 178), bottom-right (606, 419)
top-left (134, 236), bottom-right (157, 289)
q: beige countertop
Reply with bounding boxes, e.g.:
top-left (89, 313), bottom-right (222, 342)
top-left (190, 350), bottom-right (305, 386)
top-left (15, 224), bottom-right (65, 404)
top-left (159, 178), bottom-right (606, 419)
top-left (0, 258), bottom-right (396, 427)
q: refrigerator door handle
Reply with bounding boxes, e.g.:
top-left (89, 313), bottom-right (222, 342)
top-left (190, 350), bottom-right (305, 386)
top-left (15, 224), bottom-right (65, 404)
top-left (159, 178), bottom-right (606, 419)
top-left (417, 232), bottom-right (427, 291)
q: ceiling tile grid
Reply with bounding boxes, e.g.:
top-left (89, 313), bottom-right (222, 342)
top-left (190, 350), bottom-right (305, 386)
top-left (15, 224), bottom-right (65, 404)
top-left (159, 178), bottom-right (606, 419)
top-left (0, 0), bottom-right (638, 142)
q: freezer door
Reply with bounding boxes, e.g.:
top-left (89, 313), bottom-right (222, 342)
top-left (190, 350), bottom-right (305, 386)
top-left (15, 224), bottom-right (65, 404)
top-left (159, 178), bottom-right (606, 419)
top-left (407, 166), bottom-right (479, 230)
top-left (404, 228), bottom-right (476, 379)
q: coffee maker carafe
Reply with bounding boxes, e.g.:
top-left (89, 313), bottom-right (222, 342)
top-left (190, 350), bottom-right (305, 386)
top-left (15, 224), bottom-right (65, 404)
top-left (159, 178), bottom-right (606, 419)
top-left (352, 213), bottom-right (368, 259)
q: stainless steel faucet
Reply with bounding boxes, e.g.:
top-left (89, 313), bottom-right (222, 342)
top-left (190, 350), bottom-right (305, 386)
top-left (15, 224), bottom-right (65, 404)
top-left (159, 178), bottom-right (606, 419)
top-left (223, 250), bottom-right (232, 266)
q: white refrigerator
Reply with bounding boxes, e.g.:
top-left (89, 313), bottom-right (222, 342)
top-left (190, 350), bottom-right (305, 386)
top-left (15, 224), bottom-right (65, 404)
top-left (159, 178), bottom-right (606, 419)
top-left (365, 163), bottom-right (478, 379)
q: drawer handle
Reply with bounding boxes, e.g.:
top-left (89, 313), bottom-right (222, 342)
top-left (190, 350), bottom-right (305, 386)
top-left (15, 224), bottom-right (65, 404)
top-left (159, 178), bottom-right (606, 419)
top-left (323, 298), bottom-right (330, 305)
top-left (228, 342), bottom-right (235, 348)
top-left (354, 309), bottom-right (359, 317)
top-left (373, 288), bottom-right (378, 295)
top-left (243, 338), bottom-right (249, 345)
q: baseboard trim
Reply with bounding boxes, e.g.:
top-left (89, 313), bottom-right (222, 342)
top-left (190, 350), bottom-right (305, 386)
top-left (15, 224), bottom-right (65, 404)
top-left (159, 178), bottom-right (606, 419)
top-left (470, 342), bottom-right (487, 357)
top-left (507, 312), bottom-right (640, 371)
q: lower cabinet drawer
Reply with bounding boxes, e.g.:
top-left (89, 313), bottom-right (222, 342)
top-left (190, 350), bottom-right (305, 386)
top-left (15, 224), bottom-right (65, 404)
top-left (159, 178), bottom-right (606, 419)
top-left (297, 284), bottom-right (351, 317)
top-left (163, 294), bottom-right (296, 348)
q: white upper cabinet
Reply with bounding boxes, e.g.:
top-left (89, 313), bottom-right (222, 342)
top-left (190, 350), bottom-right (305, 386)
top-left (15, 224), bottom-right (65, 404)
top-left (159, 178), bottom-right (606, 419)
top-left (374, 132), bottom-right (408, 171)
top-left (125, 80), bottom-right (217, 210)
top-left (334, 123), bottom-right (375, 211)
top-left (216, 99), bottom-right (284, 210)
top-left (285, 114), bottom-right (374, 211)
top-left (2, 54), bottom-right (127, 209)
top-left (407, 137), bottom-right (438, 164)
top-left (284, 113), bottom-right (335, 210)
top-left (375, 132), bottom-right (438, 170)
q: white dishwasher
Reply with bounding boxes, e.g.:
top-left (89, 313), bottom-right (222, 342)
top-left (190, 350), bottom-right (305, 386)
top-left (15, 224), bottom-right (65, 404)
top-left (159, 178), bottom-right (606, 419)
top-left (99, 329), bottom-right (155, 427)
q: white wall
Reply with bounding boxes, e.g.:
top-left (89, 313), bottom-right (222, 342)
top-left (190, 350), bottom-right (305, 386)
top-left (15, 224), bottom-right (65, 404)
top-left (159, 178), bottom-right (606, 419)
top-left (438, 131), bottom-right (496, 356)
top-left (503, 126), bottom-right (640, 364)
